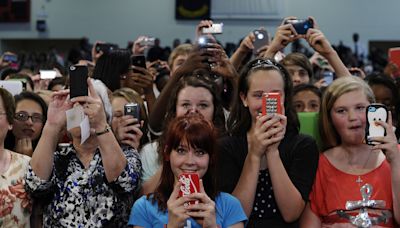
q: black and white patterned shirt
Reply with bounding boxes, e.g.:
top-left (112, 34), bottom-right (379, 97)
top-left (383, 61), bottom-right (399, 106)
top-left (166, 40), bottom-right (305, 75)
top-left (25, 144), bottom-right (142, 228)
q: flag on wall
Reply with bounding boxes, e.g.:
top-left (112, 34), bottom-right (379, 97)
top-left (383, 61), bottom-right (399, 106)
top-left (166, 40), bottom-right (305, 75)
top-left (175, 0), bottom-right (210, 20)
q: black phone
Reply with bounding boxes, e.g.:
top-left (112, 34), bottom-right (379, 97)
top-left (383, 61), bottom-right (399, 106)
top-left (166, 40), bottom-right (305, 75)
top-left (131, 55), bottom-right (146, 73)
top-left (365, 104), bottom-right (388, 145)
top-left (69, 65), bottom-right (88, 98)
top-left (253, 29), bottom-right (269, 54)
top-left (95, 43), bottom-right (118, 54)
top-left (285, 19), bottom-right (313, 35)
top-left (124, 103), bottom-right (140, 125)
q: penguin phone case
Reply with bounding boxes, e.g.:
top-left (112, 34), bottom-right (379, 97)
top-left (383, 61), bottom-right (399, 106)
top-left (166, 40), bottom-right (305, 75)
top-left (365, 104), bottom-right (388, 145)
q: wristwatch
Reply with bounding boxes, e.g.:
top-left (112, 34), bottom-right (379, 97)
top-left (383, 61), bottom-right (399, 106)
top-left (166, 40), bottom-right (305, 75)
top-left (95, 124), bottom-right (111, 136)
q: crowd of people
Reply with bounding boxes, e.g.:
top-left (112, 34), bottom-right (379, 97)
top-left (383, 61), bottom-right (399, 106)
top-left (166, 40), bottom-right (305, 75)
top-left (0, 16), bottom-right (399, 228)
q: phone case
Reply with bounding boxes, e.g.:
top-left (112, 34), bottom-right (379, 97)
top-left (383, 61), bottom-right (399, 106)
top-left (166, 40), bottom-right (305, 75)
top-left (0, 81), bottom-right (23, 96)
top-left (262, 93), bottom-right (282, 116)
top-left (253, 30), bottom-right (268, 54)
top-left (365, 104), bottom-right (388, 145)
top-left (178, 173), bottom-right (200, 206)
top-left (124, 103), bottom-right (140, 120)
top-left (69, 65), bottom-right (88, 98)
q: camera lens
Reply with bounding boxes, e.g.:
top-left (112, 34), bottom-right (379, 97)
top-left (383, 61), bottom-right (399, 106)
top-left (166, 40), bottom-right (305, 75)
top-left (257, 34), bottom-right (264, 39)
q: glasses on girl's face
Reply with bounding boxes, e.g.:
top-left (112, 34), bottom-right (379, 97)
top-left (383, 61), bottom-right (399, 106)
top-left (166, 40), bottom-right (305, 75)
top-left (14, 111), bottom-right (44, 123)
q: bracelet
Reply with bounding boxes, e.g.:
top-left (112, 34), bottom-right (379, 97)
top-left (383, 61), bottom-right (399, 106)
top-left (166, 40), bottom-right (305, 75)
top-left (95, 124), bottom-right (111, 136)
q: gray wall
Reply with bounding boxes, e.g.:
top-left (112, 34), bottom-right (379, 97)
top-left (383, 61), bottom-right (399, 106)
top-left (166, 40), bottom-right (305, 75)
top-left (0, 0), bottom-right (399, 50)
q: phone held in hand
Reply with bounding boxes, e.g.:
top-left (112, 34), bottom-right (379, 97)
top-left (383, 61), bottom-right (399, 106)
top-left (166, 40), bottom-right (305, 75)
top-left (284, 19), bottom-right (313, 35)
top-left (365, 104), bottom-right (388, 145)
top-left (69, 65), bottom-right (88, 98)
top-left (95, 43), bottom-right (118, 54)
top-left (202, 23), bottom-right (223, 34)
top-left (323, 71), bottom-right (335, 85)
top-left (124, 103), bottom-right (140, 122)
top-left (178, 173), bottom-right (200, 206)
top-left (131, 55), bottom-right (146, 73)
top-left (3, 53), bottom-right (18, 63)
top-left (253, 29), bottom-right (269, 54)
top-left (39, 70), bottom-right (57, 80)
top-left (262, 93), bottom-right (282, 116)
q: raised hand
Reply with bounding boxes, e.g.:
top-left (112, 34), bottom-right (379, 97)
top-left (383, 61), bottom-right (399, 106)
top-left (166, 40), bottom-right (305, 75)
top-left (114, 115), bottom-right (143, 149)
top-left (15, 137), bottom-right (33, 157)
top-left (167, 182), bottom-right (191, 227)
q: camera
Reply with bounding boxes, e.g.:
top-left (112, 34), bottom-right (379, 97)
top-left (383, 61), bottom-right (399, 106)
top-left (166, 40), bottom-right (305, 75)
top-left (284, 19), bottom-right (313, 35)
top-left (197, 35), bottom-right (215, 48)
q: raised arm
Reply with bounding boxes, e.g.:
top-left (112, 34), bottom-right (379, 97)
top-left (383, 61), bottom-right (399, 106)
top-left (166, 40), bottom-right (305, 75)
top-left (305, 17), bottom-right (350, 78)
top-left (29, 90), bottom-right (72, 180)
top-left (230, 32), bottom-right (255, 71)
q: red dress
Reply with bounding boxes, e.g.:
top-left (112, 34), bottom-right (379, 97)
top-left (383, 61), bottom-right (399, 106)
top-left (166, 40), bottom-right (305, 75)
top-left (309, 154), bottom-right (395, 227)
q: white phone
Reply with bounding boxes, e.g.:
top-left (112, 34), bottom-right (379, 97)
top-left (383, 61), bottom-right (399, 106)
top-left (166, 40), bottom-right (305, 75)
top-left (202, 23), bottom-right (223, 34)
top-left (365, 104), bottom-right (388, 145)
top-left (0, 81), bottom-right (23, 95)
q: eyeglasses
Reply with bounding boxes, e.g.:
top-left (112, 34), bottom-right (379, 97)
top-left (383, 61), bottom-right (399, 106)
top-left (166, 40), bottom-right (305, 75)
top-left (14, 111), bottom-right (44, 123)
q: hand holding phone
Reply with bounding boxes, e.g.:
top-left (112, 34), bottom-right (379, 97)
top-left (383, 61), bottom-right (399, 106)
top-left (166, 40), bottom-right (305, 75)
top-left (2, 53), bottom-right (18, 63)
top-left (262, 93), bottom-right (282, 116)
top-left (95, 43), bottom-right (118, 54)
top-left (284, 19), bottom-right (313, 35)
top-left (124, 103), bottom-right (140, 122)
top-left (178, 173), bottom-right (200, 206)
top-left (69, 65), bottom-right (88, 98)
top-left (365, 104), bottom-right (388, 145)
top-left (131, 55), bottom-right (146, 73)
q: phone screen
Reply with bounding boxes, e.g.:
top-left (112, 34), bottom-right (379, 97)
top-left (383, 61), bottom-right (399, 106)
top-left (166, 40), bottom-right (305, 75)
top-left (69, 65), bottom-right (88, 98)
top-left (40, 70), bottom-right (57, 80)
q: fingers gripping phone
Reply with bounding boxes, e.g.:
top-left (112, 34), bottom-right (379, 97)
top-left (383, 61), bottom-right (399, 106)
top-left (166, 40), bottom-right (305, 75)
top-left (365, 104), bottom-right (388, 145)
top-left (253, 29), bottom-right (269, 54)
top-left (262, 93), bottom-right (282, 116)
top-left (178, 173), bottom-right (200, 206)
top-left (69, 65), bottom-right (88, 98)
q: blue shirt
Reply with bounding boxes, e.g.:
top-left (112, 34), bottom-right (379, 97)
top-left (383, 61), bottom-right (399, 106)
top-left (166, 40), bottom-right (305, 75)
top-left (129, 192), bottom-right (247, 227)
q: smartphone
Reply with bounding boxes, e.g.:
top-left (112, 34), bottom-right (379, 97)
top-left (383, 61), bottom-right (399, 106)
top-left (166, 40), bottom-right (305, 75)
top-left (202, 23), bottom-right (223, 34)
top-left (323, 71), bottom-right (334, 85)
top-left (253, 29), bottom-right (269, 54)
top-left (0, 81), bottom-right (23, 96)
top-left (262, 93), bottom-right (282, 116)
top-left (131, 55), bottom-right (146, 73)
top-left (124, 103), bottom-right (140, 122)
top-left (139, 37), bottom-right (155, 46)
top-left (178, 173), bottom-right (200, 206)
top-left (7, 78), bottom-right (27, 91)
top-left (365, 104), bottom-right (388, 145)
top-left (95, 43), bottom-right (118, 54)
top-left (2, 54), bottom-right (18, 63)
top-left (284, 19), bottom-right (313, 35)
top-left (197, 35), bottom-right (215, 48)
top-left (69, 65), bottom-right (88, 98)
top-left (39, 70), bottom-right (57, 80)
top-left (388, 47), bottom-right (400, 77)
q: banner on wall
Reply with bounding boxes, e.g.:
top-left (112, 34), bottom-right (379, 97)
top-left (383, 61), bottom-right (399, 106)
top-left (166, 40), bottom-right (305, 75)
top-left (175, 0), bottom-right (210, 20)
top-left (0, 0), bottom-right (30, 22)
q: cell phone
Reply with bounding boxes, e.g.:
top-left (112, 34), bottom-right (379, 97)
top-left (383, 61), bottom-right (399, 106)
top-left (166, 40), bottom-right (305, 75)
top-left (2, 54), bottom-right (18, 63)
top-left (95, 43), bottom-right (118, 54)
top-left (131, 55), bottom-right (146, 73)
top-left (202, 23), bottom-right (223, 34)
top-left (39, 70), bottom-right (57, 80)
top-left (388, 47), bottom-right (400, 77)
top-left (366, 104), bottom-right (388, 145)
top-left (178, 173), bottom-right (200, 206)
top-left (197, 35), bottom-right (215, 48)
top-left (124, 103), bottom-right (140, 122)
top-left (139, 37), bottom-right (155, 46)
top-left (253, 29), bottom-right (269, 54)
top-left (0, 81), bottom-right (23, 96)
top-left (69, 65), bottom-right (88, 98)
top-left (7, 78), bottom-right (27, 91)
top-left (284, 19), bottom-right (313, 35)
top-left (323, 71), bottom-right (334, 85)
top-left (262, 92), bottom-right (282, 116)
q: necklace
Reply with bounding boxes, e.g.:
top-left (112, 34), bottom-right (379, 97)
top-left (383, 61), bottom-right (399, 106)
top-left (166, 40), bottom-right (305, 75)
top-left (342, 146), bottom-right (373, 186)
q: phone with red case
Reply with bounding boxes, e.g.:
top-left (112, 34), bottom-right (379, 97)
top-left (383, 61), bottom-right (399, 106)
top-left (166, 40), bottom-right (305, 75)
top-left (262, 93), bottom-right (282, 116)
top-left (178, 173), bottom-right (200, 206)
